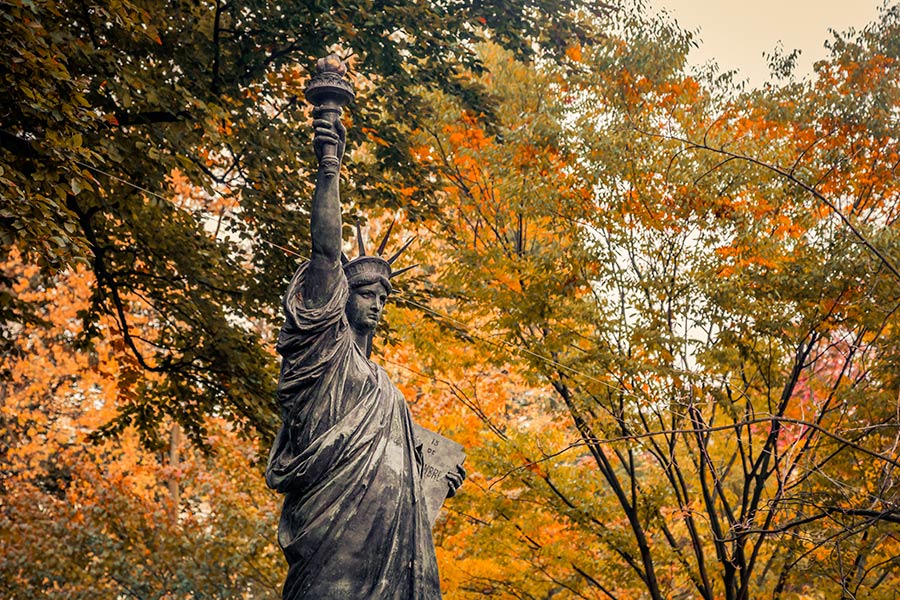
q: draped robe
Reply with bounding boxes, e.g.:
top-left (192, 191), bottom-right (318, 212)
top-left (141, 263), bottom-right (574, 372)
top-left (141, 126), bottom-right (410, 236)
top-left (265, 263), bottom-right (442, 599)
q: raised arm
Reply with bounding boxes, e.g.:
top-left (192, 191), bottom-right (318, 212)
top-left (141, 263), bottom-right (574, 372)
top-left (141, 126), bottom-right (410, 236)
top-left (302, 109), bottom-right (346, 308)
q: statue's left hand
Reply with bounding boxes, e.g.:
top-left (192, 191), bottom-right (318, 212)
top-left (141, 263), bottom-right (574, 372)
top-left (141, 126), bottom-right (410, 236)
top-left (445, 464), bottom-right (466, 499)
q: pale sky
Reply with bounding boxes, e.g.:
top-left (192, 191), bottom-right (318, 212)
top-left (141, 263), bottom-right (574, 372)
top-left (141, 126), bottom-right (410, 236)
top-left (650, 0), bottom-right (887, 86)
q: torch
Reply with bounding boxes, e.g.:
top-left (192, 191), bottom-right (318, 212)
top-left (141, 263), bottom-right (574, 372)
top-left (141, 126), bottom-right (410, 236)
top-left (304, 54), bottom-right (355, 173)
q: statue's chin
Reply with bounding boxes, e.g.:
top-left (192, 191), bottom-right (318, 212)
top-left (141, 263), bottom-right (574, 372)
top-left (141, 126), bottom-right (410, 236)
top-left (349, 320), bottom-right (378, 336)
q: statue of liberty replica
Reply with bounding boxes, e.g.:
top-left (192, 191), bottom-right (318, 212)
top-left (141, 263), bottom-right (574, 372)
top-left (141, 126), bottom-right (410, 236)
top-left (265, 55), bottom-right (465, 599)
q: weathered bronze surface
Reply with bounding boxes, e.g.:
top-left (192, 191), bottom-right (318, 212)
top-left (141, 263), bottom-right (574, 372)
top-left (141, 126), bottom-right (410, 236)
top-left (265, 55), bottom-right (464, 599)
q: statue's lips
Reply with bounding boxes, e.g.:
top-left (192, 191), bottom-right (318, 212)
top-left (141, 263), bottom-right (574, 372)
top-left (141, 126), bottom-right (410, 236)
top-left (358, 313), bottom-right (380, 326)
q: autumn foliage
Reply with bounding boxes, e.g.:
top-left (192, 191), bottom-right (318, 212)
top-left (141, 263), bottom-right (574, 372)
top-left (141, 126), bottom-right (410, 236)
top-left (382, 7), bottom-right (900, 598)
top-left (1, 250), bottom-right (282, 597)
top-left (5, 1), bottom-right (900, 599)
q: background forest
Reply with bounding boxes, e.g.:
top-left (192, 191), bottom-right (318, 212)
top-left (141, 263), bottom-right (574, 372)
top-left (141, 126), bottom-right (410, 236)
top-left (3, 0), bottom-right (900, 598)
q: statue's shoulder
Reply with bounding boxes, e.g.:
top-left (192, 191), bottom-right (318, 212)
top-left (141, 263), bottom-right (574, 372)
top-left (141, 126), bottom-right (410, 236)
top-left (283, 261), bottom-right (348, 318)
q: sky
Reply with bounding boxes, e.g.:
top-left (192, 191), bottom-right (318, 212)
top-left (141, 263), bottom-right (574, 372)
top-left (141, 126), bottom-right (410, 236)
top-left (649, 0), bottom-right (886, 87)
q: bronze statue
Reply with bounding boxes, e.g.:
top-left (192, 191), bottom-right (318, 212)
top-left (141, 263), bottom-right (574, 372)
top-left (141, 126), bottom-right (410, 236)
top-left (265, 56), bottom-right (465, 599)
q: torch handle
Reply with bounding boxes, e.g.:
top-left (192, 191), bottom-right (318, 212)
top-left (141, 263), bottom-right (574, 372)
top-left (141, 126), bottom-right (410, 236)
top-left (316, 101), bottom-right (343, 173)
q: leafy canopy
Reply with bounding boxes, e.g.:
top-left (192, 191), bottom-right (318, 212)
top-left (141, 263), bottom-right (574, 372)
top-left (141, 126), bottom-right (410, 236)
top-left (389, 5), bottom-right (900, 598)
top-left (1, 0), bottom-right (609, 445)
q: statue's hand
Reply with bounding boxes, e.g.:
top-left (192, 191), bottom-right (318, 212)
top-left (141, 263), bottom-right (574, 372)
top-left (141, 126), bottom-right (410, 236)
top-left (445, 464), bottom-right (466, 499)
top-left (313, 107), bottom-right (346, 166)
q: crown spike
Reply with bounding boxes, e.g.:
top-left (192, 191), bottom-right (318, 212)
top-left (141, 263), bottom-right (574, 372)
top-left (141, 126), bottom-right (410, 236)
top-left (389, 264), bottom-right (418, 279)
top-left (355, 221), bottom-right (366, 257)
top-left (375, 219), bottom-right (395, 257)
top-left (386, 236), bottom-right (416, 265)
top-left (340, 252), bottom-right (349, 265)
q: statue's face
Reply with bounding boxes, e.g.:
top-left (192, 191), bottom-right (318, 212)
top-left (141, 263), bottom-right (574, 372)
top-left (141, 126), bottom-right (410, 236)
top-left (346, 281), bottom-right (389, 333)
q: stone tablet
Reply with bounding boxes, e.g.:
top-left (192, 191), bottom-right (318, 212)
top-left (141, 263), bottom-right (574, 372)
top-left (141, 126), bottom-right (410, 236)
top-left (413, 423), bottom-right (466, 526)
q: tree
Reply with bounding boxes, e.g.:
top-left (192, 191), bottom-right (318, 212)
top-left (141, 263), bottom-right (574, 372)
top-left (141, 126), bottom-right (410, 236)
top-left (1, 0), bottom-right (612, 446)
top-left (8, 2), bottom-right (900, 598)
top-left (387, 6), bottom-right (900, 598)
top-left (0, 249), bottom-right (283, 598)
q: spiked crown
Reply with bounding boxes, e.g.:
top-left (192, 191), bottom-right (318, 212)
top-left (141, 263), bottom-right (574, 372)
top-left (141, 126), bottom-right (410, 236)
top-left (341, 220), bottom-right (416, 293)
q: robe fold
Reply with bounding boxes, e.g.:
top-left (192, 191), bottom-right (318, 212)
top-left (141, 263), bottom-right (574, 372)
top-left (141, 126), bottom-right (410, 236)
top-left (266, 263), bottom-right (442, 599)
